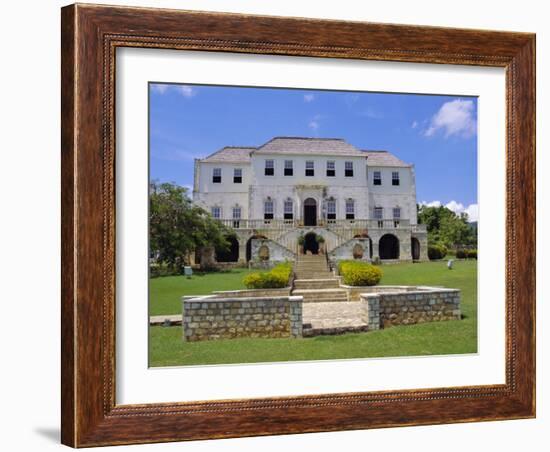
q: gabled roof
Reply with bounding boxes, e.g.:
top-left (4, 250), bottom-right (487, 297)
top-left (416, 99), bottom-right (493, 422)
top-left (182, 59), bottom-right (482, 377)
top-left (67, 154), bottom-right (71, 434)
top-left (198, 138), bottom-right (411, 167)
top-left (254, 137), bottom-right (366, 157)
top-left (362, 150), bottom-right (411, 167)
top-left (199, 146), bottom-right (254, 164)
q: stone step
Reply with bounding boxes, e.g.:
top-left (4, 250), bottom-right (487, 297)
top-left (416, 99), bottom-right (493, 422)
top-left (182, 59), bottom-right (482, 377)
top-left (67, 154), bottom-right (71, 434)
top-left (302, 301), bottom-right (369, 336)
top-left (292, 288), bottom-right (348, 302)
top-left (302, 324), bottom-right (369, 337)
top-left (293, 278), bottom-right (340, 290)
top-left (295, 264), bottom-right (328, 269)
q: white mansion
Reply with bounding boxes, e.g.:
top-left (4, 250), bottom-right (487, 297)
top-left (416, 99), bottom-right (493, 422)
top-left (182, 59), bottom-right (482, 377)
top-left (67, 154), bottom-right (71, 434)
top-left (193, 137), bottom-right (428, 266)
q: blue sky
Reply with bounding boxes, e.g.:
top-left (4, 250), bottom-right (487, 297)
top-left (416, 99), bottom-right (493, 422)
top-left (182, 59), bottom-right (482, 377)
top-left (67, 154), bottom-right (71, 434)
top-left (149, 83), bottom-right (478, 221)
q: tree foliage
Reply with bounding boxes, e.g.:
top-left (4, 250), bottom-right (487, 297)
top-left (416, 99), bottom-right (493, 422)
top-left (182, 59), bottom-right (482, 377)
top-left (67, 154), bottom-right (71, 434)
top-left (417, 204), bottom-right (477, 248)
top-left (149, 181), bottom-right (232, 270)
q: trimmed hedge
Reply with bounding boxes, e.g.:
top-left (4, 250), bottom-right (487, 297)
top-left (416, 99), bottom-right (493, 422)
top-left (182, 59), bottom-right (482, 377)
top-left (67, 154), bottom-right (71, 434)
top-left (243, 262), bottom-right (293, 289)
top-left (338, 260), bottom-right (382, 286)
top-left (456, 249), bottom-right (477, 259)
top-left (428, 243), bottom-right (448, 260)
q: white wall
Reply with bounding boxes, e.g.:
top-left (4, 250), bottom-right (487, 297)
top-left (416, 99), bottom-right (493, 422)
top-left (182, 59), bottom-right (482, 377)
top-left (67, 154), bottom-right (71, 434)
top-left (196, 161), bottom-right (251, 194)
top-left (1, 1), bottom-right (547, 452)
top-left (251, 154), bottom-right (368, 187)
top-left (368, 166), bottom-right (417, 222)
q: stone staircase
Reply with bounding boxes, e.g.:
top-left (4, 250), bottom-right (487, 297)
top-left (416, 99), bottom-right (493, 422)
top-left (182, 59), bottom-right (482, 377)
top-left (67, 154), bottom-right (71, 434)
top-left (292, 254), bottom-right (348, 303)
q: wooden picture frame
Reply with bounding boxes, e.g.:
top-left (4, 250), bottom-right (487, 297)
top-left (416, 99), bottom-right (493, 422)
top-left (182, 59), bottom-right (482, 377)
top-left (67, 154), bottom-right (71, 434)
top-left (61, 3), bottom-right (535, 447)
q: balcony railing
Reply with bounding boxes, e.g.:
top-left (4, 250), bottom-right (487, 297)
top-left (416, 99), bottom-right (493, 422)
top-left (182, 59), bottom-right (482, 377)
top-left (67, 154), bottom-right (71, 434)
top-left (217, 218), bottom-right (427, 232)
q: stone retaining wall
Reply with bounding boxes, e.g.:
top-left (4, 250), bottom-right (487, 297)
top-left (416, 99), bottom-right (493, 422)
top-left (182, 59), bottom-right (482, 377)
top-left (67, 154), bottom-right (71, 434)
top-left (182, 295), bottom-right (303, 341)
top-left (342, 284), bottom-right (417, 301)
top-left (360, 287), bottom-right (461, 330)
top-left (212, 287), bottom-right (291, 298)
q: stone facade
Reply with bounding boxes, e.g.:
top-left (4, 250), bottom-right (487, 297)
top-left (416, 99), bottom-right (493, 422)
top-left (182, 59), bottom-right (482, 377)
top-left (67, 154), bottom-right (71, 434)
top-left (182, 295), bottom-right (303, 341)
top-left (328, 238), bottom-right (371, 265)
top-left (361, 287), bottom-right (461, 330)
top-left (249, 238), bottom-right (295, 268)
top-left (192, 137), bottom-right (429, 265)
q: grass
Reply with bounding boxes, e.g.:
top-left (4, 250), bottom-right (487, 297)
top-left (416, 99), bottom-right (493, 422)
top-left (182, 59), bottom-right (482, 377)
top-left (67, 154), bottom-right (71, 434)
top-left (149, 268), bottom-right (251, 316)
top-left (149, 259), bottom-right (477, 367)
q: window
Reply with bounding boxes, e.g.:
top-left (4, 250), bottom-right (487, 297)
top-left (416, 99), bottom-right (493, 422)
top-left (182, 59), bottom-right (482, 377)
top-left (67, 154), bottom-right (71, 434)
top-left (305, 160), bottom-right (314, 177)
top-left (212, 168), bottom-right (222, 183)
top-left (284, 160), bottom-right (293, 176)
top-left (211, 206), bottom-right (221, 219)
top-left (345, 161), bottom-right (354, 177)
top-left (284, 199), bottom-right (293, 220)
top-left (373, 171), bottom-right (381, 185)
top-left (326, 161), bottom-right (335, 177)
top-left (393, 207), bottom-right (401, 228)
top-left (374, 207), bottom-right (383, 219)
top-left (264, 199), bottom-right (274, 220)
top-left (326, 200), bottom-right (336, 220)
top-left (233, 168), bottom-right (242, 183)
top-left (232, 206), bottom-right (241, 228)
top-left (264, 159), bottom-right (274, 176)
top-left (392, 171), bottom-right (400, 186)
top-left (345, 199), bottom-right (355, 220)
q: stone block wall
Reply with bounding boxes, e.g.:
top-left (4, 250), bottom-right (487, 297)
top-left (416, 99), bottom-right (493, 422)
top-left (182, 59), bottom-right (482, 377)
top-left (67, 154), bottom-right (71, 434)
top-left (212, 288), bottom-right (291, 298)
top-left (328, 238), bottom-right (371, 265)
top-left (249, 238), bottom-right (295, 268)
top-left (361, 287), bottom-right (461, 330)
top-left (183, 295), bottom-right (303, 341)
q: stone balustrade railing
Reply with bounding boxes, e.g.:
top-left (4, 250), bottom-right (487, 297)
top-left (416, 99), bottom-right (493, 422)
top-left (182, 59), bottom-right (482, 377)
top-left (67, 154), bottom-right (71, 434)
top-left (217, 218), bottom-right (427, 233)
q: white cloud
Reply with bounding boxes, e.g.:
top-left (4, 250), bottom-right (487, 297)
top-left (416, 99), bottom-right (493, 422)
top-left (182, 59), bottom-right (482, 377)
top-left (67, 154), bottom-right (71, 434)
top-left (344, 94), bottom-right (360, 106)
top-left (177, 85), bottom-right (196, 98)
top-left (151, 83), bottom-right (169, 94)
top-left (464, 204), bottom-right (479, 222)
top-left (303, 94), bottom-right (315, 103)
top-left (424, 99), bottom-right (477, 138)
top-left (420, 200), bottom-right (478, 222)
top-left (411, 120), bottom-right (418, 129)
top-left (445, 200), bottom-right (465, 213)
top-left (359, 107), bottom-right (383, 119)
top-left (420, 200), bottom-right (442, 208)
top-left (150, 84), bottom-right (196, 98)
top-left (308, 120), bottom-right (320, 131)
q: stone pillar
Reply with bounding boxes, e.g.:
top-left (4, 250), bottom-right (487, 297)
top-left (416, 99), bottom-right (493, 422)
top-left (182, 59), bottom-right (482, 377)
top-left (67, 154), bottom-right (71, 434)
top-left (238, 239), bottom-right (247, 264)
top-left (199, 247), bottom-right (216, 268)
top-left (371, 240), bottom-right (380, 261)
top-left (361, 294), bottom-right (380, 331)
top-left (418, 234), bottom-right (429, 262)
top-left (399, 234), bottom-right (413, 262)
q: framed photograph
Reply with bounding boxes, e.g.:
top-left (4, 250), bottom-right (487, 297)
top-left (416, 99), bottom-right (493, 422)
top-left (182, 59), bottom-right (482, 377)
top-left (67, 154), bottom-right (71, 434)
top-left (61, 3), bottom-right (535, 447)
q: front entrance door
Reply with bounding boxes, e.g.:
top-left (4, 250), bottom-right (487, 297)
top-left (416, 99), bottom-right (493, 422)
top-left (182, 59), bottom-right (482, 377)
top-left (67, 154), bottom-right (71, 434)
top-left (303, 198), bottom-right (317, 226)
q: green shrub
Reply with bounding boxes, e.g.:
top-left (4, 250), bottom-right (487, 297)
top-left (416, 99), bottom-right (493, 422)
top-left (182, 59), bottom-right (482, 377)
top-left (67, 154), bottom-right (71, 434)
top-left (428, 243), bottom-right (448, 260)
top-left (150, 263), bottom-right (181, 278)
top-left (243, 262), bottom-right (293, 289)
top-left (456, 249), bottom-right (477, 259)
top-left (338, 260), bottom-right (382, 286)
top-left (456, 249), bottom-right (467, 259)
top-left (466, 249), bottom-right (477, 259)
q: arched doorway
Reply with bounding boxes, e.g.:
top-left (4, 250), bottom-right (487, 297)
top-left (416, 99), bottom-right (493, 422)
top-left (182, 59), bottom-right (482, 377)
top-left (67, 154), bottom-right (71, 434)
top-left (303, 198), bottom-right (317, 226)
top-left (379, 234), bottom-right (399, 260)
top-left (411, 237), bottom-right (420, 261)
top-left (303, 232), bottom-right (319, 254)
top-left (215, 236), bottom-right (239, 262)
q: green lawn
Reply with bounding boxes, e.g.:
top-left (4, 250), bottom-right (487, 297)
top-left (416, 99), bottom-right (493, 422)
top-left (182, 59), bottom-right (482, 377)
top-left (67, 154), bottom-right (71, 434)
top-left (149, 260), bottom-right (477, 367)
top-left (149, 268), bottom-right (251, 316)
